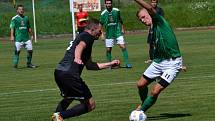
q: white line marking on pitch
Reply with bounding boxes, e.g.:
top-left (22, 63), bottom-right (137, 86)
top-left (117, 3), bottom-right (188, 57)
top-left (0, 75), bottom-right (214, 96)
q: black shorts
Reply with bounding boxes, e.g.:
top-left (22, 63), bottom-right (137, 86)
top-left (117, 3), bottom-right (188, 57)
top-left (54, 69), bottom-right (92, 100)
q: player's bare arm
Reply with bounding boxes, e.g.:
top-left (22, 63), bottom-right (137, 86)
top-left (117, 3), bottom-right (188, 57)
top-left (10, 28), bottom-right (14, 43)
top-left (97, 60), bottom-right (120, 69)
top-left (28, 28), bottom-right (34, 40)
top-left (74, 41), bottom-right (86, 64)
top-left (119, 12), bottom-right (125, 34)
top-left (134, 0), bottom-right (157, 15)
top-left (121, 24), bottom-right (125, 34)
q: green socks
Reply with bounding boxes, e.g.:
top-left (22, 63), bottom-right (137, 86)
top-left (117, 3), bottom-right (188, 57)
top-left (141, 96), bottom-right (157, 112)
top-left (27, 51), bottom-right (33, 65)
top-left (106, 51), bottom-right (112, 62)
top-left (13, 51), bottom-right (19, 66)
top-left (106, 49), bottom-right (129, 64)
top-left (138, 87), bottom-right (148, 103)
top-left (121, 48), bottom-right (129, 64)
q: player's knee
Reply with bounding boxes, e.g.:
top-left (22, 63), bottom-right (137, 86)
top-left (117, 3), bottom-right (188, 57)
top-left (87, 98), bottom-right (96, 111)
top-left (137, 76), bottom-right (150, 88)
top-left (15, 50), bottom-right (20, 55)
top-left (28, 50), bottom-right (33, 53)
top-left (89, 103), bottom-right (96, 111)
top-left (106, 48), bottom-right (112, 52)
top-left (150, 90), bottom-right (160, 97)
top-left (120, 45), bottom-right (126, 49)
top-left (137, 80), bottom-right (145, 88)
top-left (150, 83), bottom-right (164, 97)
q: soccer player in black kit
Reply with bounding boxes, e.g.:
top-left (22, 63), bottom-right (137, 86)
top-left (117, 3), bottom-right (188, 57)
top-left (52, 18), bottom-right (120, 121)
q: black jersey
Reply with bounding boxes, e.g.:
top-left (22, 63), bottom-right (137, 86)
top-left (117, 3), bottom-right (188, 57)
top-left (56, 32), bottom-right (95, 77)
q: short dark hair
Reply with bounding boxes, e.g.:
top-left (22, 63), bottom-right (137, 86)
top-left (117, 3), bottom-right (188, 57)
top-left (16, 4), bottom-right (24, 10)
top-left (136, 9), bottom-right (142, 18)
top-left (105, 0), bottom-right (112, 3)
top-left (136, 8), bottom-right (148, 18)
top-left (151, 0), bottom-right (158, 3)
top-left (85, 18), bottom-right (101, 30)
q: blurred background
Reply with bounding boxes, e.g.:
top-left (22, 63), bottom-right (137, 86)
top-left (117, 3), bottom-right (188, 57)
top-left (0, 0), bottom-right (215, 37)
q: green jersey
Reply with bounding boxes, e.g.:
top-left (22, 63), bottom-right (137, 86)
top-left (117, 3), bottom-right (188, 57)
top-left (100, 8), bottom-right (123, 39)
top-left (152, 13), bottom-right (181, 63)
top-left (10, 15), bottom-right (31, 42)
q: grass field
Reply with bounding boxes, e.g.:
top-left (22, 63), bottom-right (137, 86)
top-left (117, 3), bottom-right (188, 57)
top-left (0, 29), bottom-right (215, 121)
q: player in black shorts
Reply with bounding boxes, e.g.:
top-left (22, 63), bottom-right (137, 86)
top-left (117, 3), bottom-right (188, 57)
top-left (52, 18), bottom-right (120, 121)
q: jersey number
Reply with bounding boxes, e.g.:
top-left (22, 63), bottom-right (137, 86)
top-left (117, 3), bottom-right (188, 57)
top-left (66, 41), bottom-right (74, 50)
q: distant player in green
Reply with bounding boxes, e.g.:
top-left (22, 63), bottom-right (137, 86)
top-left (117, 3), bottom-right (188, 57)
top-left (100, 0), bottom-right (132, 68)
top-left (134, 0), bottom-right (184, 113)
top-left (10, 5), bottom-right (37, 68)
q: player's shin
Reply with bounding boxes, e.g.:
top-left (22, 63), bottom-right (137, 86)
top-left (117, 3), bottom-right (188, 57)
top-left (60, 103), bottom-right (89, 119)
top-left (13, 50), bottom-right (20, 67)
top-left (121, 48), bottom-right (129, 64)
top-left (141, 95), bottom-right (157, 112)
top-left (106, 51), bottom-right (112, 62)
top-left (138, 86), bottom-right (148, 103)
top-left (55, 98), bottom-right (73, 112)
top-left (27, 50), bottom-right (33, 65)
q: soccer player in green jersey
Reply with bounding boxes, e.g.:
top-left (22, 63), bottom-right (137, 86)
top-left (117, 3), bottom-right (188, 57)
top-left (145, 0), bottom-right (165, 64)
top-left (10, 5), bottom-right (37, 68)
top-left (100, 0), bottom-right (132, 68)
top-left (134, 0), bottom-right (184, 114)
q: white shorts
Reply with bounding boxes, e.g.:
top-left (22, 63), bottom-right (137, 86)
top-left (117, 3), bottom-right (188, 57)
top-left (15, 40), bottom-right (33, 51)
top-left (143, 57), bottom-right (183, 84)
top-left (105, 36), bottom-right (125, 47)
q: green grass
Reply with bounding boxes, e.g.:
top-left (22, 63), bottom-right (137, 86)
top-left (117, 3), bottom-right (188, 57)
top-left (0, 29), bottom-right (215, 121)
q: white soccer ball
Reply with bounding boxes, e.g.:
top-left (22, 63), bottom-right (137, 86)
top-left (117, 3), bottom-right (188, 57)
top-left (129, 110), bottom-right (147, 121)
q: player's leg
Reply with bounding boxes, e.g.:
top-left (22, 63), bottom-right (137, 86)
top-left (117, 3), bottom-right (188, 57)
top-left (117, 36), bottom-right (132, 68)
top-left (137, 75), bottom-right (154, 104)
top-left (106, 47), bottom-right (112, 62)
top-left (105, 39), bottom-right (114, 62)
top-left (137, 61), bottom-right (161, 111)
top-left (55, 98), bottom-right (73, 112)
top-left (141, 57), bottom-right (182, 112)
top-left (60, 98), bottom-right (95, 119)
top-left (53, 70), bottom-right (68, 121)
top-left (53, 75), bottom-right (94, 120)
top-left (25, 40), bottom-right (37, 68)
top-left (140, 81), bottom-right (165, 112)
top-left (13, 42), bottom-right (22, 68)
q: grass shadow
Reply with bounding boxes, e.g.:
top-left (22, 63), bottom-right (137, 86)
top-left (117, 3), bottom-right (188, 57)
top-left (148, 113), bottom-right (192, 120)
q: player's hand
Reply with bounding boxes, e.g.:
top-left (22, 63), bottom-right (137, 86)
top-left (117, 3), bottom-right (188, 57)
top-left (181, 65), bottom-right (187, 72)
top-left (100, 32), bottom-right (105, 41)
top-left (74, 58), bottom-right (84, 65)
top-left (31, 35), bottom-right (34, 41)
top-left (122, 25), bottom-right (126, 34)
top-left (110, 59), bottom-right (120, 67)
top-left (10, 36), bottom-right (14, 42)
top-left (10, 36), bottom-right (14, 45)
top-left (122, 29), bottom-right (125, 34)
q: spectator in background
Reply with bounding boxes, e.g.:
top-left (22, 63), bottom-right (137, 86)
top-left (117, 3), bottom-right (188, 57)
top-left (145, 0), bottom-right (165, 64)
top-left (75, 4), bottom-right (89, 34)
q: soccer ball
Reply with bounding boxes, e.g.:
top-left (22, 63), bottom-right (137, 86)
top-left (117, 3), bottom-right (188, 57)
top-left (129, 110), bottom-right (147, 121)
